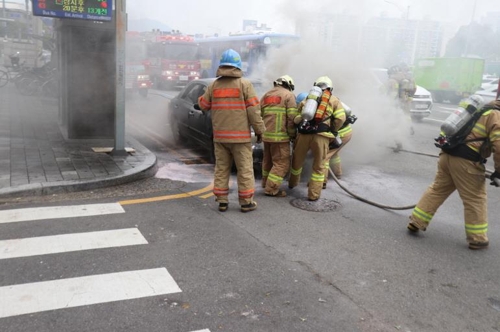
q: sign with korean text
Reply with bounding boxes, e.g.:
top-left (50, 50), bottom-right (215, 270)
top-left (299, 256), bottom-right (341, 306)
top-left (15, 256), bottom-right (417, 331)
top-left (32, 0), bottom-right (112, 21)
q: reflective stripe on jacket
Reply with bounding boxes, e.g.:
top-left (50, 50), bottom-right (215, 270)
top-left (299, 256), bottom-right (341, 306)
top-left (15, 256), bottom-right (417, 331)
top-left (260, 86), bottom-right (298, 143)
top-left (198, 66), bottom-right (265, 143)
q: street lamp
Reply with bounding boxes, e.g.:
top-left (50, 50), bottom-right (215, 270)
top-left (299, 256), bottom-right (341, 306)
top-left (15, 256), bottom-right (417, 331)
top-left (384, 0), bottom-right (410, 20)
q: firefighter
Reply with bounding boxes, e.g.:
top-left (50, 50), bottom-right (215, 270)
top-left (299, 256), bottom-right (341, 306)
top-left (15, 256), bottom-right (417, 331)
top-left (386, 64), bottom-right (415, 149)
top-left (260, 75), bottom-right (299, 197)
top-left (407, 96), bottom-right (500, 250)
top-left (322, 102), bottom-right (353, 186)
top-left (288, 76), bottom-right (346, 201)
top-left (197, 49), bottom-right (265, 213)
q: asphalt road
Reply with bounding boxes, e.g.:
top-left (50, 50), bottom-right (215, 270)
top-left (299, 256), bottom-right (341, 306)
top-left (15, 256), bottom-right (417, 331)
top-left (1, 92), bottom-right (500, 332)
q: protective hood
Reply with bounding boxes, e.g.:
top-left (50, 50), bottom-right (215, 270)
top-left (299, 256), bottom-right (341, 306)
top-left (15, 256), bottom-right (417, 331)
top-left (216, 66), bottom-right (243, 78)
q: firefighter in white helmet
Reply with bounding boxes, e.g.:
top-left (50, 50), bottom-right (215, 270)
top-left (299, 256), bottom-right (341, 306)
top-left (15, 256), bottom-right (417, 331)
top-left (260, 75), bottom-right (298, 197)
top-left (288, 76), bottom-right (346, 201)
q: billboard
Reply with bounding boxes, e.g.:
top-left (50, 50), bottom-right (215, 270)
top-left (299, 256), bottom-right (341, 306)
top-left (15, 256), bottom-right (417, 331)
top-left (32, 0), bottom-right (112, 21)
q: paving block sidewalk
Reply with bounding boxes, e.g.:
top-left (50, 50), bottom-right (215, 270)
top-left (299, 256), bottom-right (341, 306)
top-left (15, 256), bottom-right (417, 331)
top-left (0, 84), bottom-right (157, 198)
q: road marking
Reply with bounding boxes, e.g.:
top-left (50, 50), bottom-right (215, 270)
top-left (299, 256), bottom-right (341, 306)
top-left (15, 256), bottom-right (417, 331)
top-left (425, 118), bottom-right (444, 124)
top-left (199, 192), bottom-right (214, 199)
top-left (0, 203), bottom-right (125, 224)
top-left (119, 183), bottom-right (213, 205)
top-left (0, 268), bottom-right (181, 318)
top-left (0, 228), bottom-right (148, 260)
top-left (190, 330), bottom-right (211, 332)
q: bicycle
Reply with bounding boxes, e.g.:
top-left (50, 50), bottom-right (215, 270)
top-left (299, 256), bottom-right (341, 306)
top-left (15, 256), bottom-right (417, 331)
top-left (18, 67), bottom-right (59, 98)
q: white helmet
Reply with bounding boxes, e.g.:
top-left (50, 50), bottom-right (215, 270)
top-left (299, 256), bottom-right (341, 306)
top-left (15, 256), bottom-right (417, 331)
top-left (274, 75), bottom-right (295, 91)
top-left (314, 76), bottom-right (333, 91)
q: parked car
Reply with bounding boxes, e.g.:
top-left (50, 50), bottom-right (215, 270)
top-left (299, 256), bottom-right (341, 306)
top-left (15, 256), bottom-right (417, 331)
top-left (370, 68), bottom-right (433, 121)
top-left (481, 75), bottom-right (499, 91)
top-left (168, 78), bottom-right (265, 170)
top-left (474, 85), bottom-right (498, 104)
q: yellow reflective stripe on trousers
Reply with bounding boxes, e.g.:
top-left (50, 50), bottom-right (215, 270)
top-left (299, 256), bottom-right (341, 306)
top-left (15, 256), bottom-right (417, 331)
top-left (412, 207), bottom-right (433, 223)
top-left (268, 172), bottom-right (284, 184)
top-left (331, 155), bottom-right (341, 164)
top-left (262, 170), bottom-right (270, 177)
top-left (310, 172), bottom-right (325, 182)
top-left (291, 167), bottom-right (302, 176)
top-left (465, 223), bottom-right (488, 234)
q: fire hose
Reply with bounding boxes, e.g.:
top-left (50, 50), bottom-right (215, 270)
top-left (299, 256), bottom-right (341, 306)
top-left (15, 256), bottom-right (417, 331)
top-left (328, 147), bottom-right (496, 211)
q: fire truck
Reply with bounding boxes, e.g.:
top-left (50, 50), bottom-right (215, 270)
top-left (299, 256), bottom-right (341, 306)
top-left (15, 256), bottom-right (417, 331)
top-left (125, 31), bottom-right (152, 98)
top-left (142, 30), bottom-right (201, 90)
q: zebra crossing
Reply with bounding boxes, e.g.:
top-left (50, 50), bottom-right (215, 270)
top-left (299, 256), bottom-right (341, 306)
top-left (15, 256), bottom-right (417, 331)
top-left (0, 203), bottom-right (210, 332)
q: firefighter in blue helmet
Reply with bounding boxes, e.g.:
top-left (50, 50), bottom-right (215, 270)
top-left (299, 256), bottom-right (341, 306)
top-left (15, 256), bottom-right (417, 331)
top-left (197, 49), bottom-right (265, 212)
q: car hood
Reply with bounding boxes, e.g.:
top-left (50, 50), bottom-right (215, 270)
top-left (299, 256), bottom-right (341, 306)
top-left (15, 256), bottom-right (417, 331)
top-left (415, 85), bottom-right (431, 96)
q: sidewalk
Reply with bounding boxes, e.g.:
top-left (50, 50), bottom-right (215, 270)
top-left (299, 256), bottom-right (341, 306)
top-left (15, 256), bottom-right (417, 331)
top-left (0, 85), bottom-right (157, 198)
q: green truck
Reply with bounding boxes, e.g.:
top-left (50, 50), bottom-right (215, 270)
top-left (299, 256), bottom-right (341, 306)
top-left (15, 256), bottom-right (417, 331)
top-left (413, 57), bottom-right (484, 103)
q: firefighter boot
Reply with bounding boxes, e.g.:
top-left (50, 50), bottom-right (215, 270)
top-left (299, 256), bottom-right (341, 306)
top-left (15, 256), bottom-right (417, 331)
top-left (218, 203), bottom-right (228, 212)
top-left (241, 201), bottom-right (258, 213)
top-left (407, 216), bottom-right (426, 233)
top-left (468, 241), bottom-right (489, 250)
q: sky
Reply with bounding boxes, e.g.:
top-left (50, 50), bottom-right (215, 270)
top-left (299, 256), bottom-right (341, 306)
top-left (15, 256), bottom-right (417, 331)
top-left (126, 0), bottom-right (497, 36)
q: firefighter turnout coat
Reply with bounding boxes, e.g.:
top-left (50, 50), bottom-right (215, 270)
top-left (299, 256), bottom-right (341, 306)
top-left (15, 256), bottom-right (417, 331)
top-left (289, 94), bottom-right (346, 200)
top-left (198, 66), bottom-right (265, 206)
top-left (409, 100), bottom-right (500, 245)
top-left (260, 85), bottom-right (298, 195)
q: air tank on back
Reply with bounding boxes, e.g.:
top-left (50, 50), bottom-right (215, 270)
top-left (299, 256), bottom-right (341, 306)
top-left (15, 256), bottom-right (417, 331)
top-left (440, 95), bottom-right (485, 137)
top-left (301, 86), bottom-right (322, 121)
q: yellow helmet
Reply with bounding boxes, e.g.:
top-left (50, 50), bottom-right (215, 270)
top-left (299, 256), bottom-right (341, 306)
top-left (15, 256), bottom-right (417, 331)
top-left (314, 76), bottom-right (333, 90)
top-left (274, 75), bottom-right (295, 91)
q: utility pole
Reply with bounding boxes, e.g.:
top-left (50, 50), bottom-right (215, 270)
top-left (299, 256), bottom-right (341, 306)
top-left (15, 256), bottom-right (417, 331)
top-left (113, 0), bottom-right (127, 155)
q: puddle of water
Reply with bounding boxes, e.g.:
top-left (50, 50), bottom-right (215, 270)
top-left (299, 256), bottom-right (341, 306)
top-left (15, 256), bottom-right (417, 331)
top-left (155, 162), bottom-right (212, 183)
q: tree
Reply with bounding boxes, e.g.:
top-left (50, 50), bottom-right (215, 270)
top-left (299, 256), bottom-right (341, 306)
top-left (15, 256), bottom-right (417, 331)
top-left (445, 22), bottom-right (500, 61)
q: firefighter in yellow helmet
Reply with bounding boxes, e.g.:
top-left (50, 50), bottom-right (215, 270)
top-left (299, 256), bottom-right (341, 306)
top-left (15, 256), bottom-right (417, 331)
top-left (288, 76), bottom-right (346, 201)
top-left (197, 49), bottom-right (265, 213)
top-left (260, 75), bottom-right (299, 197)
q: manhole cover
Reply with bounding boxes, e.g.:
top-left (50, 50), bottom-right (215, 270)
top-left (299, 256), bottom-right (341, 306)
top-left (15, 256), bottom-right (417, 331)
top-left (290, 197), bottom-right (342, 212)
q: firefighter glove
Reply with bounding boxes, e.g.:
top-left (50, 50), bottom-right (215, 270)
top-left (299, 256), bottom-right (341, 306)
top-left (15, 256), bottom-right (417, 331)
top-left (490, 171), bottom-right (500, 187)
top-left (193, 103), bottom-right (201, 110)
top-left (256, 134), bottom-right (262, 144)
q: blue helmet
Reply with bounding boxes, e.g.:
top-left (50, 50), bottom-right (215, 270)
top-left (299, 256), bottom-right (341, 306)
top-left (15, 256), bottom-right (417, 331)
top-left (296, 92), bottom-right (308, 104)
top-left (219, 49), bottom-right (242, 70)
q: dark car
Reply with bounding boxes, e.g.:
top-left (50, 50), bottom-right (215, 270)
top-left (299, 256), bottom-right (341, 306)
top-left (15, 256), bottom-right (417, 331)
top-left (168, 78), bottom-right (265, 170)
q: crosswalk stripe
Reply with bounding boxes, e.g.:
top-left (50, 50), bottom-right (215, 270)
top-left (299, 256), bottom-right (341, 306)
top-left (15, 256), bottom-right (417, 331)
top-left (0, 203), bottom-right (125, 224)
top-left (0, 228), bottom-right (148, 260)
top-left (0, 268), bottom-right (182, 318)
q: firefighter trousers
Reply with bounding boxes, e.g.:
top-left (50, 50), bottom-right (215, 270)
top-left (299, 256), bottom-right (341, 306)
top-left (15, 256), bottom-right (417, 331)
top-left (262, 141), bottom-right (291, 195)
top-left (323, 131), bottom-right (352, 183)
top-left (409, 153), bottom-right (488, 244)
top-left (213, 142), bottom-right (255, 206)
top-left (289, 134), bottom-right (330, 200)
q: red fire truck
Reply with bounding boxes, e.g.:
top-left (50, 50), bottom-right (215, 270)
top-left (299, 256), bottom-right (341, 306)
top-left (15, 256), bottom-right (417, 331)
top-left (142, 30), bottom-right (201, 90)
top-left (126, 31), bottom-right (152, 98)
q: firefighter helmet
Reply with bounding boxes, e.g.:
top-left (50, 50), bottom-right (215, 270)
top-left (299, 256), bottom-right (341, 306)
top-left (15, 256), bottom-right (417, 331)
top-left (274, 75), bottom-right (295, 91)
top-left (219, 49), bottom-right (242, 69)
top-left (314, 76), bottom-right (333, 91)
top-left (388, 65), bottom-right (401, 76)
top-left (296, 92), bottom-right (308, 104)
